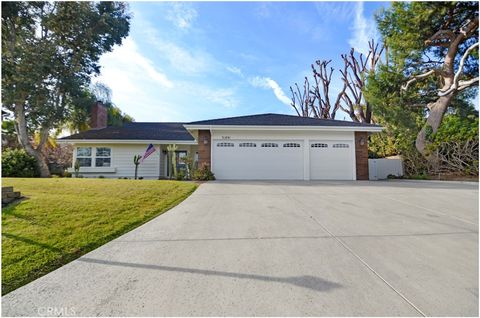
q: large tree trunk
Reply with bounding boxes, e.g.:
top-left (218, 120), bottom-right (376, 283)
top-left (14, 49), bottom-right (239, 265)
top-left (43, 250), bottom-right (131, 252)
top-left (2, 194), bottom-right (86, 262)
top-left (415, 93), bottom-right (454, 155)
top-left (14, 103), bottom-right (51, 177)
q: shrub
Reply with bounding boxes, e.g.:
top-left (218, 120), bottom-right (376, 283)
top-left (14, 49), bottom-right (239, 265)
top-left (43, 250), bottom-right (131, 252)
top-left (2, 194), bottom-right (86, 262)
top-left (64, 171), bottom-right (72, 178)
top-left (192, 165), bottom-right (215, 181)
top-left (176, 171), bottom-right (185, 181)
top-left (138, 176), bottom-right (143, 180)
top-left (98, 175), bottom-right (105, 179)
top-left (1, 148), bottom-right (39, 177)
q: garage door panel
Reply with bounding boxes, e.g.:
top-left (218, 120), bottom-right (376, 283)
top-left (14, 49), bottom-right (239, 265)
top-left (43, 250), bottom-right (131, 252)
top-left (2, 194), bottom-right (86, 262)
top-left (310, 140), bottom-right (354, 180)
top-left (213, 140), bottom-right (304, 180)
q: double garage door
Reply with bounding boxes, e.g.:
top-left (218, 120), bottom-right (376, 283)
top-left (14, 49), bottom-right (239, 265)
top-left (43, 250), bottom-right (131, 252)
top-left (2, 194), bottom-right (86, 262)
top-left (212, 139), bottom-right (354, 180)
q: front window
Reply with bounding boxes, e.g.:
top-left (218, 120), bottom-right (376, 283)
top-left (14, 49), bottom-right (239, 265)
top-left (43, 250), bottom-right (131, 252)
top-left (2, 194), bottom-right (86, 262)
top-left (76, 147), bottom-right (92, 167)
top-left (95, 147), bottom-right (111, 167)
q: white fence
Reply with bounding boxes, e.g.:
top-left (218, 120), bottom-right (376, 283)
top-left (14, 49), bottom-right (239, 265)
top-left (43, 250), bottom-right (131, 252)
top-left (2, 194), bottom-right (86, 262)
top-left (368, 158), bottom-right (404, 180)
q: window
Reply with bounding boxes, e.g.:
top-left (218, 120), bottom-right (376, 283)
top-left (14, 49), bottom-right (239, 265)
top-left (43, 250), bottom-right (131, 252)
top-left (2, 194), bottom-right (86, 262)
top-left (95, 147), bottom-right (111, 167)
top-left (217, 142), bottom-right (234, 147)
top-left (283, 143), bottom-right (300, 148)
top-left (261, 142), bottom-right (278, 148)
top-left (76, 147), bottom-right (92, 167)
top-left (311, 143), bottom-right (328, 148)
top-left (239, 142), bottom-right (256, 147)
top-left (333, 143), bottom-right (349, 148)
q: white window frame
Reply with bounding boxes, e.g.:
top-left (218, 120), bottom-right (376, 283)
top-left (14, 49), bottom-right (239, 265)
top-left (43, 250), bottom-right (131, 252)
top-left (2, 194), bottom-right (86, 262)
top-left (76, 147), bottom-right (93, 167)
top-left (261, 142), bottom-right (278, 148)
top-left (217, 142), bottom-right (234, 147)
top-left (76, 147), bottom-right (112, 168)
top-left (95, 147), bottom-right (112, 167)
top-left (311, 143), bottom-right (328, 148)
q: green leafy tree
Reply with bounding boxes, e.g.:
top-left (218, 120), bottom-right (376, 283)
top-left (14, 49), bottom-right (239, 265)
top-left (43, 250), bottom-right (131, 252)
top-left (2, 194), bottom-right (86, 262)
top-left (2, 2), bottom-right (131, 177)
top-left (375, 2), bottom-right (478, 156)
top-left (67, 83), bottom-right (134, 133)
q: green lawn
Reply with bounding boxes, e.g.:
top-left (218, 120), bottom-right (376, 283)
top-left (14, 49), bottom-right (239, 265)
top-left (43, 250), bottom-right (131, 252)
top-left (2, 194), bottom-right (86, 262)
top-left (2, 178), bottom-right (197, 295)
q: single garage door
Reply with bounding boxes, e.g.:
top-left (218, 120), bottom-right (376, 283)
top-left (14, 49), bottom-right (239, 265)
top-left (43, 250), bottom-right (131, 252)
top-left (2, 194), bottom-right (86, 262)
top-left (212, 140), bottom-right (304, 180)
top-left (309, 140), bottom-right (354, 180)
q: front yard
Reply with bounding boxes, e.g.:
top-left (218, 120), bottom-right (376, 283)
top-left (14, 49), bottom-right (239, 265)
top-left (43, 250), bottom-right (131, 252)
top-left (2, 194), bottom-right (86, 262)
top-left (1, 178), bottom-right (197, 295)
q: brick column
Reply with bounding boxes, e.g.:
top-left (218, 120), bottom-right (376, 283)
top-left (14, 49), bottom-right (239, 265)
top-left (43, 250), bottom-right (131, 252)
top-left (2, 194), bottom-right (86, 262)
top-left (197, 130), bottom-right (211, 168)
top-left (355, 132), bottom-right (369, 180)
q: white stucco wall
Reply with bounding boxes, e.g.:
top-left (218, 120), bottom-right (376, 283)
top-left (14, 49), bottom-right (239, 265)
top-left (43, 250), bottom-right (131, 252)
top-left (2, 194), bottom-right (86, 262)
top-left (368, 158), bottom-right (404, 180)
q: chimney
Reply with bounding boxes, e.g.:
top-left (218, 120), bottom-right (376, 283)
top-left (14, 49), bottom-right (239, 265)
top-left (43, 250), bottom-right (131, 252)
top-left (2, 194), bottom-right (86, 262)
top-left (90, 101), bottom-right (107, 129)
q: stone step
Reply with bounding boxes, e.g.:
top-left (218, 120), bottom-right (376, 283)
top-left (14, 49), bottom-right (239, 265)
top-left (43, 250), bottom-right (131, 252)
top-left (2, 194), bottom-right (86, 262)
top-left (6, 192), bottom-right (21, 199)
top-left (2, 197), bottom-right (15, 205)
top-left (2, 186), bottom-right (13, 193)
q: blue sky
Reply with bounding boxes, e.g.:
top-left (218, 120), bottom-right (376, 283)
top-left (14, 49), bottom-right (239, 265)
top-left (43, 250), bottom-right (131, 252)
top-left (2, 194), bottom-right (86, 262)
top-left (96, 1), bottom-right (390, 122)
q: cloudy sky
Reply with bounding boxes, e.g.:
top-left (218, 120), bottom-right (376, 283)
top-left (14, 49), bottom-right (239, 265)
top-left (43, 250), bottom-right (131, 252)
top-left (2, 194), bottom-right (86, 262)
top-left (95, 1), bottom-right (388, 122)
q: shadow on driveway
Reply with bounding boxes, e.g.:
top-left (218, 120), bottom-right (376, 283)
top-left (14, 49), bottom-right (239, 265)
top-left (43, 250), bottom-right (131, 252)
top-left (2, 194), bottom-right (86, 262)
top-left (79, 257), bottom-right (342, 293)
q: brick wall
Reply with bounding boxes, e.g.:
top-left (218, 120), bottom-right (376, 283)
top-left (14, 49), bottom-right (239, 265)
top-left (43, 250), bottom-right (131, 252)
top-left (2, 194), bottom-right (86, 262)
top-left (197, 130), bottom-right (211, 168)
top-left (90, 101), bottom-right (107, 129)
top-left (355, 131), bottom-right (369, 180)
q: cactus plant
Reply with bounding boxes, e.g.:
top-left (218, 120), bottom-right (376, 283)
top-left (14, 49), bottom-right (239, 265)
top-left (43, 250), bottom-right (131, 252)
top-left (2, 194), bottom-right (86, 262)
top-left (133, 154), bottom-right (142, 180)
top-left (166, 144), bottom-right (178, 179)
top-left (74, 159), bottom-right (80, 178)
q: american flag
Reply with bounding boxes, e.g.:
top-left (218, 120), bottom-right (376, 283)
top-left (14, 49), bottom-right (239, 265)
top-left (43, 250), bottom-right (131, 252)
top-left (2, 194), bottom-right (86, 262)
top-left (141, 144), bottom-right (156, 163)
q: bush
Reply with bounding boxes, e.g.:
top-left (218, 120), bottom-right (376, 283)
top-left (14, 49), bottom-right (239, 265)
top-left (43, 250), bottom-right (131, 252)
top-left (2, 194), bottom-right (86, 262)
top-left (64, 171), bottom-right (72, 178)
top-left (2, 148), bottom-right (39, 177)
top-left (98, 175), bottom-right (105, 179)
top-left (176, 171), bottom-right (185, 181)
top-left (192, 165), bottom-right (215, 181)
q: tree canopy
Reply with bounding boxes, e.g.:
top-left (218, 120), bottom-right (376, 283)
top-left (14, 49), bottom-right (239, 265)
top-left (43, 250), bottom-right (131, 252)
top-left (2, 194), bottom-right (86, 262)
top-left (1, 1), bottom-right (131, 176)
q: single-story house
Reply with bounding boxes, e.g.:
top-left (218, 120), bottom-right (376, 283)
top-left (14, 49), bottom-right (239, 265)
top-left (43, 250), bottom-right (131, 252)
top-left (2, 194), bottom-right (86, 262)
top-left (59, 102), bottom-right (383, 180)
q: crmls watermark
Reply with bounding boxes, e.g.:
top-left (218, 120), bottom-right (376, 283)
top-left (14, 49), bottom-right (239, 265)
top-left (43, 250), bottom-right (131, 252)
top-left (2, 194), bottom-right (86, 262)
top-left (37, 306), bottom-right (76, 316)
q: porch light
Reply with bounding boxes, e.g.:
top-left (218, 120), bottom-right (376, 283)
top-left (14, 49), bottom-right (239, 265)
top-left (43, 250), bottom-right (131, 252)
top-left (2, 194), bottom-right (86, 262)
top-left (203, 137), bottom-right (209, 145)
top-left (359, 137), bottom-right (366, 146)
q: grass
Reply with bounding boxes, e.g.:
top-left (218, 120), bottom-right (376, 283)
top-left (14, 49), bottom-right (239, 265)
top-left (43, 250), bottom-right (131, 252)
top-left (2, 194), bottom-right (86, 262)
top-left (1, 178), bottom-right (197, 295)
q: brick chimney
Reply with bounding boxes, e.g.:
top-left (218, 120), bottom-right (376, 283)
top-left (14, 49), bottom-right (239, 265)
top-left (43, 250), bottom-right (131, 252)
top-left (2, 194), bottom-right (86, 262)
top-left (90, 101), bottom-right (107, 129)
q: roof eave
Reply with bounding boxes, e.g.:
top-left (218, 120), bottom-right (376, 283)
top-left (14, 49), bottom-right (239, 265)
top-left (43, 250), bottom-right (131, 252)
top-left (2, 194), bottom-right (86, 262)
top-left (57, 139), bottom-right (198, 145)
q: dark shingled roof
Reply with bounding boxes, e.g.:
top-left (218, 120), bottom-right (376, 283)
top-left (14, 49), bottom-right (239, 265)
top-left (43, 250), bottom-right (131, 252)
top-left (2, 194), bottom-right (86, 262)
top-left (60, 122), bottom-right (195, 141)
top-left (60, 113), bottom-right (381, 141)
top-left (187, 113), bottom-right (382, 127)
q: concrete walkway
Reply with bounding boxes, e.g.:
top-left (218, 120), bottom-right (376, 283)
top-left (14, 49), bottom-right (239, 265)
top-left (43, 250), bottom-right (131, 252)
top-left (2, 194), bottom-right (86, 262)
top-left (3, 180), bottom-right (478, 316)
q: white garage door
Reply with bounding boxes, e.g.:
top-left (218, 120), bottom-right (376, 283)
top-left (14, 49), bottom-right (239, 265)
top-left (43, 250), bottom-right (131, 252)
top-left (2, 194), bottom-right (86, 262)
top-left (212, 140), bottom-right (304, 180)
top-left (309, 140), bottom-right (354, 180)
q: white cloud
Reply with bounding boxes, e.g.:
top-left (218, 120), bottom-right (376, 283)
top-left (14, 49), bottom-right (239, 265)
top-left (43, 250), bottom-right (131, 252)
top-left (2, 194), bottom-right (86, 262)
top-left (226, 66), bottom-right (244, 78)
top-left (99, 37), bottom-right (173, 89)
top-left (166, 2), bottom-right (198, 30)
top-left (137, 17), bottom-right (217, 75)
top-left (249, 76), bottom-right (291, 106)
top-left (348, 2), bottom-right (379, 55)
top-left (186, 83), bottom-right (239, 109)
top-left (94, 37), bottom-right (183, 121)
top-left (154, 40), bottom-right (215, 74)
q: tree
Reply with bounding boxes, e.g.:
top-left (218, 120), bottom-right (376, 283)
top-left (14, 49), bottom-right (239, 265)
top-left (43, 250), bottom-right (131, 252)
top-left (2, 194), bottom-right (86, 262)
top-left (290, 40), bottom-right (383, 123)
top-left (67, 82), bottom-right (134, 133)
top-left (376, 2), bottom-right (478, 156)
top-left (2, 2), bottom-right (130, 176)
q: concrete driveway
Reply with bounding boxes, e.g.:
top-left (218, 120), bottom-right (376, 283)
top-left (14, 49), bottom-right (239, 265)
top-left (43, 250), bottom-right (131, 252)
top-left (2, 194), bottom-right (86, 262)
top-left (2, 180), bottom-right (478, 316)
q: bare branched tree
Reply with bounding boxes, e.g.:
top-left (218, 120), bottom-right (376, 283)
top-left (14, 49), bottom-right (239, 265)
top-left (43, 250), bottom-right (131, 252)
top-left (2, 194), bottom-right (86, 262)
top-left (290, 39), bottom-right (384, 123)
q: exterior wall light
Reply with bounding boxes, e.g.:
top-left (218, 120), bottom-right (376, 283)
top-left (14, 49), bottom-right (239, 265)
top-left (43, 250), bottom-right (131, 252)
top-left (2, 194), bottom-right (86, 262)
top-left (359, 136), bottom-right (366, 146)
